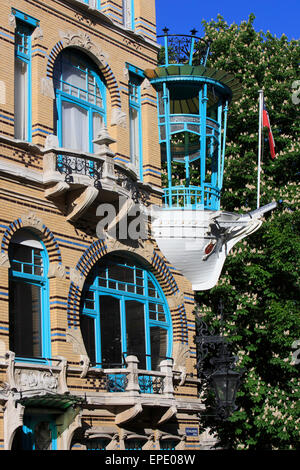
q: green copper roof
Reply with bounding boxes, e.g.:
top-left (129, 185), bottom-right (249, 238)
top-left (144, 65), bottom-right (242, 102)
top-left (17, 392), bottom-right (85, 410)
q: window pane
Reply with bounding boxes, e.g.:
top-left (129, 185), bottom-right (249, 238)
top-left (125, 300), bottom-right (146, 369)
top-left (99, 296), bottom-right (122, 366)
top-left (14, 58), bottom-right (28, 140)
top-left (9, 280), bottom-right (42, 358)
top-left (62, 101), bottom-right (89, 152)
top-left (80, 314), bottom-right (96, 363)
top-left (150, 327), bottom-right (167, 371)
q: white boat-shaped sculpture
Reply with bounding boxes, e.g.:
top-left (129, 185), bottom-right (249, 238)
top-left (151, 202), bottom-right (276, 290)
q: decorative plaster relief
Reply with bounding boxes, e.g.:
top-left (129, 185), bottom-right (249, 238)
top-left (14, 369), bottom-right (58, 391)
top-left (21, 211), bottom-right (44, 232)
top-left (59, 30), bottom-right (109, 63)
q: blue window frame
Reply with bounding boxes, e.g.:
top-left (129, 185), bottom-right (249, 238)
top-left (14, 15), bottom-right (36, 141)
top-left (80, 255), bottom-right (172, 372)
top-left (54, 49), bottom-right (106, 153)
top-left (128, 71), bottom-right (143, 178)
top-left (8, 230), bottom-right (50, 362)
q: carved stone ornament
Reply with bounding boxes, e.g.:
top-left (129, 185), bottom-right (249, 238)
top-left (111, 107), bottom-right (127, 128)
top-left (66, 327), bottom-right (88, 356)
top-left (69, 268), bottom-right (85, 289)
top-left (48, 262), bottom-right (67, 279)
top-left (172, 343), bottom-right (190, 386)
top-left (59, 30), bottom-right (109, 63)
top-left (21, 211), bottom-right (44, 232)
top-left (167, 290), bottom-right (185, 309)
top-left (0, 251), bottom-right (10, 267)
top-left (8, 14), bottom-right (16, 28)
top-left (14, 369), bottom-right (58, 391)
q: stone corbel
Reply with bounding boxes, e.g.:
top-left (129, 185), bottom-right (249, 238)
top-left (157, 406), bottom-right (177, 426)
top-left (66, 185), bottom-right (99, 222)
top-left (115, 404), bottom-right (143, 426)
top-left (45, 181), bottom-right (70, 200)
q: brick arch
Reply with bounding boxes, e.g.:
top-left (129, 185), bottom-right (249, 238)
top-left (0, 215), bottom-right (62, 265)
top-left (66, 241), bottom-right (189, 344)
top-left (46, 37), bottom-right (122, 110)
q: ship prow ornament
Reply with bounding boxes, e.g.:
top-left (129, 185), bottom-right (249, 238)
top-left (151, 202), bottom-right (276, 290)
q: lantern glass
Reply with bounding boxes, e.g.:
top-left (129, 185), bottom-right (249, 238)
top-left (211, 369), bottom-right (240, 406)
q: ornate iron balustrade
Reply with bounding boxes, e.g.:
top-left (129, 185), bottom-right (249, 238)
top-left (138, 374), bottom-right (164, 394)
top-left (56, 153), bottom-right (103, 188)
top-left (158, 30), bottom-right (211, 66)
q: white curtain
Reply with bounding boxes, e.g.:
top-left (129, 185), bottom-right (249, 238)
top-left (62, 101), bottom-right (88, 152)
top-left (14, 58), bottom-right (28, 140)
top-left (93, 112), bottom-right (103, 153)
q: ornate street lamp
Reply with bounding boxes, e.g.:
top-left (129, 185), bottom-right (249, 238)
top-left (195, 300), bottom-right (243, 420)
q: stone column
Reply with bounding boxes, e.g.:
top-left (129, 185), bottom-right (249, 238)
top-left (160, 359), bottom-right (174, 398)
top-left (125, 355), bottom-right (140, 396)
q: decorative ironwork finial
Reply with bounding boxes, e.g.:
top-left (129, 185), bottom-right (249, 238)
top-left (190, 28), bottom-right (198, 36)
top-left (162, 27), bottom-right (169, 35)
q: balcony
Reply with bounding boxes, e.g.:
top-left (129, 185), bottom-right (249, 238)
top-left (163, 184), bottom-right (221, 211)
top-left (0, 351), bottom-right (203, 430)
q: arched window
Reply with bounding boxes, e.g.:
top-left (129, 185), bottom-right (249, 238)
top-left (53, 48), bottom-right (106, 153)
top-left (8, 230), bottom-right (50, 361)
top-left (80, 254), bottom-right (172, 371)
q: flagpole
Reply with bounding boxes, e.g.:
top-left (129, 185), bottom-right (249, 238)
top-left (257, 89), bottom-right (264, 209)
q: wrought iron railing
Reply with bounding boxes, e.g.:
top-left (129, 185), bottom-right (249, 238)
top-left (56, 153), bottom-right (103, 188)
top-left (157, 30), bottom-right (211, 67)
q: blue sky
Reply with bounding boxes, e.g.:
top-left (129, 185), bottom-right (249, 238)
top-left (155, 0), bottom-right (299, 42)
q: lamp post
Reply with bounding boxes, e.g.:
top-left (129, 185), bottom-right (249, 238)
top-left (195, 300), bottom-right (243, 420)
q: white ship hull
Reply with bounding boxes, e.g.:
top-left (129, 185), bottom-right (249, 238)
top-left (151, 203), bottom-right (276, 291)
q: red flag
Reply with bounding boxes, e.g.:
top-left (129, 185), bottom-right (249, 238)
top-left (263, 100), bottom-right (276, 159)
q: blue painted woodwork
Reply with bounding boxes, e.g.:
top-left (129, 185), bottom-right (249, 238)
top-left (8, 231), bottom-right (51, 363)
top-left (13, 13), bottom-right (36, 142)
top-left (128, 69), bottom-right (143, 179)
top-left (54, 49), bottom-right (106, 154)
top-left (80, 255), bottom-right (172, 374)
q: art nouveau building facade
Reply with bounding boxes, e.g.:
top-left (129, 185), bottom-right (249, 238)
top-left (0, 0), bottom-right (205, 450)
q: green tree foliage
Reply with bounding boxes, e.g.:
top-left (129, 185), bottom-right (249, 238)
top-left (194, 14), bottom-right (300, 449)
